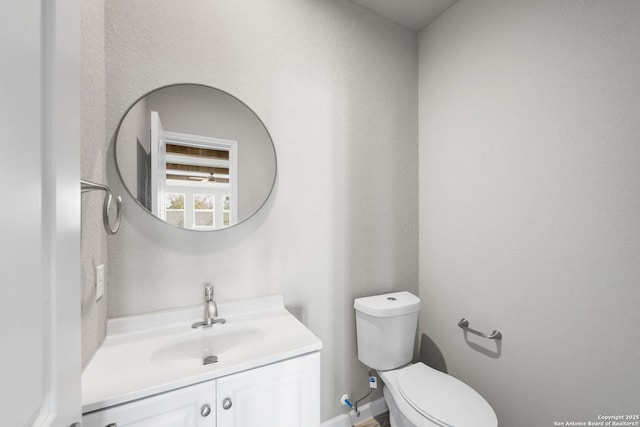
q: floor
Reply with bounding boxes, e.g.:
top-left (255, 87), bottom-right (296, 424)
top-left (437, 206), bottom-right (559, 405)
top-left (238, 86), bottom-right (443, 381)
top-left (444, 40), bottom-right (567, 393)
top-left (354, 411), bottom-right (391, 427)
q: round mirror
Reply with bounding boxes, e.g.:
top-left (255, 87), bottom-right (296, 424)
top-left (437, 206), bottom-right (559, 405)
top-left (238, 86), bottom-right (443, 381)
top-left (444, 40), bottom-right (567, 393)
top-left (115, 84), bottom-right (276, 231)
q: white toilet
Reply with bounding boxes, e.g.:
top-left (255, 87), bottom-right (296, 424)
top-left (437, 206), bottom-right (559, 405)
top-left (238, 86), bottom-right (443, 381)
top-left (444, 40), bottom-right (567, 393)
top-left (354, 291), bottom-right (498, 427)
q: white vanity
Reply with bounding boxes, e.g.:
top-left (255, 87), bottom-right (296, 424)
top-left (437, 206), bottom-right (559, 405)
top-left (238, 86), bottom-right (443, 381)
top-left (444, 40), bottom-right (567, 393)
top-left (82, 295), bottom-right (322, 427)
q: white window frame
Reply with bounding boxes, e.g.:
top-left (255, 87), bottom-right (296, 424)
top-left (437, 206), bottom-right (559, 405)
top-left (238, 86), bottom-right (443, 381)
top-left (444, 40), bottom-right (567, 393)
top-left (164, 192), bottom-right (186, 228)
top-left (164, 184), bottom-right (229, 230)
top-left (193, 193), bottom-right (215, 229)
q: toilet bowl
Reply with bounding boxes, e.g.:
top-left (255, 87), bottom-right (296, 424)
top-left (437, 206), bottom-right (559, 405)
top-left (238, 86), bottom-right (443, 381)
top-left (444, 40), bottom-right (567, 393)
top-left (354, 292), bottom-right (497, 427)
top-left (380, 362), bottom-right (497, 427)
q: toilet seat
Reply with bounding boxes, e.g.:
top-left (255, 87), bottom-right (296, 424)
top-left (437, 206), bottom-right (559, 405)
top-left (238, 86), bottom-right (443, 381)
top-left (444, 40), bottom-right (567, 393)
top-left (380, 363), bottom-right (497, 427)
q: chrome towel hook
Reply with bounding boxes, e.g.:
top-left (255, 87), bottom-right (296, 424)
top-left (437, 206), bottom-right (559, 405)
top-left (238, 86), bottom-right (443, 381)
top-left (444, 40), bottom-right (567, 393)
top-left (81, 179), bottom-right (122, 235)
top-left (458, 318), bottom-right (502, 340)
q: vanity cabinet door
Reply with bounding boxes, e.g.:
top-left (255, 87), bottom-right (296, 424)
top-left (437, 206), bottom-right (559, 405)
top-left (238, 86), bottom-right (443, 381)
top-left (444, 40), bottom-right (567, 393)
top-left (82, 381), bottom-right (215, 427)
top-left (216, 352), bottom-right (320, 427)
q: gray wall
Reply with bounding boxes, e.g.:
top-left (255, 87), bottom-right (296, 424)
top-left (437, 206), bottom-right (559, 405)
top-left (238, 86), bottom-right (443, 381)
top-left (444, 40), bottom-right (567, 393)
top-left (80, 0), bottom-right (107, 368)
top-left (418, 1), bottom-right (640, 426)
top-left (104, 0), bottom-right (418, 421)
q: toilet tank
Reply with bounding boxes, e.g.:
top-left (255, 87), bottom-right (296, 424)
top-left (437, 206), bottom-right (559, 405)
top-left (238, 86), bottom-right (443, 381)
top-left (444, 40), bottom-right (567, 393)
top-left (354, 291), bottom-right (421, 370)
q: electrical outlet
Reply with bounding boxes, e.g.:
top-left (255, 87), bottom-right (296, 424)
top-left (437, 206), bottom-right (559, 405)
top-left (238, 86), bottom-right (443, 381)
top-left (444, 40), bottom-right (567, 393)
top-left (96, 264), bottom-right (105, 302)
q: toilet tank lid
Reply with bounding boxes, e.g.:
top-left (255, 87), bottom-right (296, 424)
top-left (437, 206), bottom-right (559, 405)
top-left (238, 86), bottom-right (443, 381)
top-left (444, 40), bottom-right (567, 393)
top-left (354, 291), bottom-right (421, 317)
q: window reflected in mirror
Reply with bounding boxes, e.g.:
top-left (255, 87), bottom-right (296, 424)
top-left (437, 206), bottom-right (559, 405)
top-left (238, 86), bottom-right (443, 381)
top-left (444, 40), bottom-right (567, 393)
top-left (115, 84), bottom-right (276, 231)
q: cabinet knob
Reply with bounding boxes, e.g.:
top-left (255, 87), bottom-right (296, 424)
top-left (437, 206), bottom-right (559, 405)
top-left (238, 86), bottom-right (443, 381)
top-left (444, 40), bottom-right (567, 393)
top-left (200, 404), bottom-right (212, 417)
top-left (106, 424), bottom-right (117, 427)
top-left (222, 397), bottom-right (233, 410)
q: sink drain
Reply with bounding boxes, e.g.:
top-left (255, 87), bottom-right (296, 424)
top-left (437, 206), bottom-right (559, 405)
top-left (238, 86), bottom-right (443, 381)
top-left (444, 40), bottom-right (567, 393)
top-left (203, 355), bottom-right (218, 365)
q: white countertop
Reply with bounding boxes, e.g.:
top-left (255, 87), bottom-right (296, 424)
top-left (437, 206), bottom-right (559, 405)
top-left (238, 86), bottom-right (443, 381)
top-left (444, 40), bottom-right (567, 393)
top-left (82, 295), bottom-right (322, 413)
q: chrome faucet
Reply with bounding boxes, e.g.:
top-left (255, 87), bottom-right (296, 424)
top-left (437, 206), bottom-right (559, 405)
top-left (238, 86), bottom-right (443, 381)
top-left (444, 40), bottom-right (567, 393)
top-left (192, 285), bottom-right (226, 328)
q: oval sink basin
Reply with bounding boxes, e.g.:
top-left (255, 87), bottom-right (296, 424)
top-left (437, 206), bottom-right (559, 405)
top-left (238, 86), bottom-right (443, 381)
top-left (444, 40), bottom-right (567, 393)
top-left (150, 325), bottom-right (265, 366)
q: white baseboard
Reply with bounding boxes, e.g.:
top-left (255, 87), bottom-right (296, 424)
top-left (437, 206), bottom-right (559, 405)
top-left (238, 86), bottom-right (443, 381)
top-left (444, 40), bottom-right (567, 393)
top-left (321, 397), bottom-right (388, 427)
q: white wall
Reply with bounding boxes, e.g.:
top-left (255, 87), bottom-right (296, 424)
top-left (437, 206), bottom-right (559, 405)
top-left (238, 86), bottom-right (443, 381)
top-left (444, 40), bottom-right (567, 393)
top-left (104, 0), bottom-right (418, 421)
top-left (81, 0), bottom-right (108, 368)
top-left (418, 1), bottom-right (640, 426)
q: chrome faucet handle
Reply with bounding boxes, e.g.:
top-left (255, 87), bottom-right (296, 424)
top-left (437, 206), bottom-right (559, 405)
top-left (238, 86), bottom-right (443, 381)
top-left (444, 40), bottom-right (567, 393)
top-left (204, 284), bottom-right (218, 319)
top-left (204, 285), bottom-right (214, 300)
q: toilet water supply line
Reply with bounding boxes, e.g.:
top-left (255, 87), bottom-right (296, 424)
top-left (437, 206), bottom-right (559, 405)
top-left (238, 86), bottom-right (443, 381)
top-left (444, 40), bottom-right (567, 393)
top-left (340, 369), bottom-right (378, 417)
